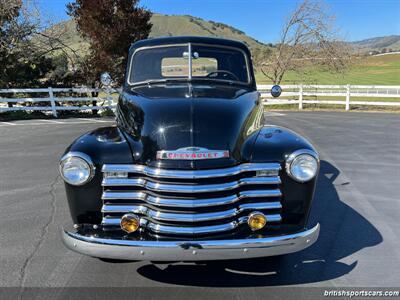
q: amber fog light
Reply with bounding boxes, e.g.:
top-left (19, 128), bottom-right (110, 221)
top-left (247, 212), bottom-right (267, 231)
top-left (120, 214), bottom-right (140, 233)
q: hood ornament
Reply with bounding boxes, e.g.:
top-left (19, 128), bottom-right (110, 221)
top-left (157, 147), bottom-right (229, 160)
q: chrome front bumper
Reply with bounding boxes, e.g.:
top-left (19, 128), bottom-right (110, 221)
top-left (62, 223), bottom-right (319, 261)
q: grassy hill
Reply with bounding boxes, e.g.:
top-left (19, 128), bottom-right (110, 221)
top-left (47, 19), bottom-right (90, 56)
top-left (149, 14), bottom-right (266, 51)
top-left (48, 13), bottom-right (268, 56)
top-left (45, 14), bottom-right (399, 85)
top-left (49, 15), bottom-right (400, 56)
top-left (351, 35), bottom-right (400, 52)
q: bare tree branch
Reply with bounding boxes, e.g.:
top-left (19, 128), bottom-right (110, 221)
top-left (254, 0), bottom-right (352, 84)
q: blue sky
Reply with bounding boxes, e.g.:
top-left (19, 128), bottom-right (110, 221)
top-left (36, 0), bottom-right (400, 43)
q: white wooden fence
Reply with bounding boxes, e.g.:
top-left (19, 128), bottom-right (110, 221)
top-left (0, 87), bottom-right (118, 117)
top-left (1, 85), bottom-right (400, 117)
top-left (259, 84), bottom-right (400, 110)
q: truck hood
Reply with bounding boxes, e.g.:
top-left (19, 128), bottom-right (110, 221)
top-left (117, 84), bottom-right (262, 169)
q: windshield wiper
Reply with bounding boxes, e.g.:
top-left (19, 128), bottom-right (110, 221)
top-left (131, 78), bottom-right (190, 87)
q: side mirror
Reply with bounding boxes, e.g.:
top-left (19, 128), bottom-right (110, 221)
top-left (100, 72), bottom-right (112, 87)
top-left (271, 85), bottom-right (282, 98)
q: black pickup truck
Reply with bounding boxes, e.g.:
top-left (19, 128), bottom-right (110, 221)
top-left (60, 36), bottom-right (320, 261)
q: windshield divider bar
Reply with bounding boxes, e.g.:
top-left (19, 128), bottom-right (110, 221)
top-left (188, 43), bottom-right (192, 80)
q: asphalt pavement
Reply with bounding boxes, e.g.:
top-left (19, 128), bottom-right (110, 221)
top-left (0, 112), bottom-right (399, 298)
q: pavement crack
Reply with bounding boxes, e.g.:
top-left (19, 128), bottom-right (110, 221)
top-left (18, 174), bottom-right (60, 289)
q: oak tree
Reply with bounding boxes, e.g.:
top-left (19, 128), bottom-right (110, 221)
top-left (67, 0), bottom-right (152, 85)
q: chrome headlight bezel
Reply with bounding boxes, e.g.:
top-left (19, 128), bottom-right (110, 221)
top-left (285, 149), bottom-right (319, 183)
top-left (59, 152), bottom-right (95, 186)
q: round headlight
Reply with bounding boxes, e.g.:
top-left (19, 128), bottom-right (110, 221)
top-left (59, 152), bottom-right (95, 186)
top-left (286, 150), bottom-right (319, 182)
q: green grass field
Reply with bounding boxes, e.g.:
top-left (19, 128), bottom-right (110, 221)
top-left (259, 54), bottom-right (400, 111)
top-left (256, 54), bottom-right (400, 85)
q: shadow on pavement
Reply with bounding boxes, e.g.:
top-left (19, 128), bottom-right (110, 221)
top-left (135, 160), bottom-right (382, 287)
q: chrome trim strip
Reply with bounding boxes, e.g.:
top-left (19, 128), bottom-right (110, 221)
top-left (61, 224), bottom-right (320, 261)
top-left (102, 162), bottom-right (281, 179)
top-left (101, 214), bottom-right (282, 234)
top-left (102, 189), bottom-right (282, 208)
top-left (147, 220), bottom-right (240, 235)
top-left (101, 202), bottom-right (282, 222)
top-left (102, 177), bottom-right (281, 193)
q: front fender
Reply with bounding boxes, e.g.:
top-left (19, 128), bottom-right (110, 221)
top-left (62, 126), bottom-right (133, 224)
top-left (251, 126), bottom-right (319, 230)
top-left (251, 125), bottom-right (316, 163)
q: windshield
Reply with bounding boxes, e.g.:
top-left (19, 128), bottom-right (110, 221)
top-left (128, 44), bottom-right (250, 85)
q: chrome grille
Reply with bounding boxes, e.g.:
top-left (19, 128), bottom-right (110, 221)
top-left (101, 163), bottom-right (282, 236)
